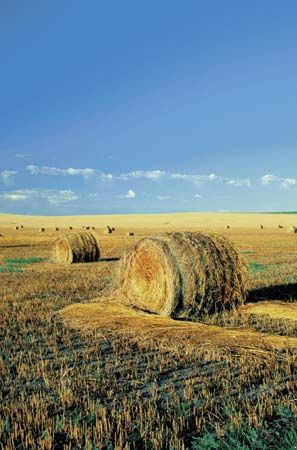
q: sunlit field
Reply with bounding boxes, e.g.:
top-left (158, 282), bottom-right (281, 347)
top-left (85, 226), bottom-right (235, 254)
top-left (1, 212), bottom-right (297, 449)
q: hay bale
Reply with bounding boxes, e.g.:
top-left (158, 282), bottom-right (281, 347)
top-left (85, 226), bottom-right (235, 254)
top-left (226, 225), bottom-right (230, 229)
top-left (260, 225), bottom-right (264, 229)
top-left (69, 226), bottom-right (73, 230)
top-left (126, 232), bottom-right (135, 236)
top-left (54, 227), bottom-right (59, 231)
top-left (118, 232), bottom-right (247, 318)
top-left (55, 232), bottom-right (100, 263)
top-left (290, 226), bottom-right (297, 233)
top-left (278, 225), bottom-right (284, 229)
top-left (91, 226), bottom-right (95, 230)
top-left (20, 225), bottom-right (24, 228)
top-left (103, 227), bottom-right (112, 235)
top-left (112, 227), bottom-right (115, 231)
top-left (85, 226), bottom-right (90, 230)
top-left (39, 227), bottom-right (45, 232)
top-left (15, 226), bottom-right (19, 230)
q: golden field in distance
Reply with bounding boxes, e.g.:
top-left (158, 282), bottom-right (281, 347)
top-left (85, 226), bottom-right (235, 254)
top-left (1, 211), bottom-right (297, 230)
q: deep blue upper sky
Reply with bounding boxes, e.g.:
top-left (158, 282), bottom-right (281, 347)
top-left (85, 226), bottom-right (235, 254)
top-left (1, 0), bottom-right (297, 214)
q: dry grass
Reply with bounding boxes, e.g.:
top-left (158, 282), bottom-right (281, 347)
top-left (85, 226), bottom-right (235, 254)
top-left (2, 216), bottom-right (297, 449)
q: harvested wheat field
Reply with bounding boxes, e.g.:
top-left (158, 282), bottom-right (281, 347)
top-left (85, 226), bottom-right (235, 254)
top-left (2, 212), bottom-right (297, 449)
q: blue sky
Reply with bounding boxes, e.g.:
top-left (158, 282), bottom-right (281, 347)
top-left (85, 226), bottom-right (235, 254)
top-left (1, 0), bottom-right (297, 215)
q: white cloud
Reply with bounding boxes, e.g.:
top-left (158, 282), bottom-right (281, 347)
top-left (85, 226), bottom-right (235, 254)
top-left (261, 174), bottom-right (297, 189)
top-left (26, 165), bottom-right (96, 178)
top-left (0, 189), bottom-right (79, 205)
top-left (171, 173), bottom-right (217, 184)
top-left (225, 178), bottom-right (251, 187)
top-left (281, 178), bottom-right (297, 188)
top-left (194, 193), bottom-right (202, 198)
top-left (46, 190), bottom-right (79, 205)
top-left (261, 174), bottom-right (278, 185)
top-left (125, 189), bottom-right (136, 198)
top-left (15, 153), bottom-right (31, 158)
top-left (1, 170), bottom-right (17, 186)
top-left (1, 193), bottom-right (28, 201)
top-left (119, 170), bottom-right (166, 181)
top-left (99, 173), bottom-right (113, 181)
top-left (156, 195), bottom-right (171, 200)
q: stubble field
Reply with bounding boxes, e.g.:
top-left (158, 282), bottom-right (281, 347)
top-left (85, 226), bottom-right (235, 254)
top-left (1, 212), bottom-right (297, 449)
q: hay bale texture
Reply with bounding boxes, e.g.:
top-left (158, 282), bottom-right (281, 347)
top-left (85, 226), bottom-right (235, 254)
top-left (55, 232), bottom-right (100, 263)
top-left (118, 232), bottom-right (247, 318)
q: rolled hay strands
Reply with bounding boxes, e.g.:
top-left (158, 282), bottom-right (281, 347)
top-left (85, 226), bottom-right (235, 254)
top-left (103, 226), bottom-right (112, 235)
top-left (55, 231), bottom-right (100, 263)
top-left (118, 232), bottom-right (247, 318)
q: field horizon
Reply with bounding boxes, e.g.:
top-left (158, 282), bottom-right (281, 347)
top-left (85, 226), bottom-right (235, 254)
top-left (1, 211), bottom-right (297, 230)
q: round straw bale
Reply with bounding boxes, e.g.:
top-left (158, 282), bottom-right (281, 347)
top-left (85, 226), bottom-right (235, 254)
top-left (118, 232), bottom-right (247, 318)
top-left (126, 231), bottom-right (135, 236)
top-left (103, 227), bottom-right (112, 234)
top-left (55, 232), bottom-right (100, 263)
top-left (260, 225), bottom-right (264, 229)
top-left (15, 226), bottom-right (19, 230)
top-left (54, 227), bottom-right (59, 231)
top-left (69, 226), bottom-right (73, 230)
top-left (290, 226), bottom-right (297, 234)
top-left (39, 227), bottom-right (45, 232)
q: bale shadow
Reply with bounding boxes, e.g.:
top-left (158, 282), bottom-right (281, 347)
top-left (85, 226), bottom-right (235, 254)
top-left (248, 283), bottom-right (297, 302)
top-left (99, 257), bottom-right (120, 262)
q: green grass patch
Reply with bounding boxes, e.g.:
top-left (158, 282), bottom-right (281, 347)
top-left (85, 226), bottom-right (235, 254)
top-left (5, 257), bottom-right (47, 265)
top-left (249, 261), bottom-right (266, 273)
top-left (0, 257), bottom-right (47, 274)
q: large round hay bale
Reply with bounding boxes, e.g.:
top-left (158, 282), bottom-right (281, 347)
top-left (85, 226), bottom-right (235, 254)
top-left (55, 232), bottom-right (100, 263)
top-left (118, 232), bottom-right (247, 318)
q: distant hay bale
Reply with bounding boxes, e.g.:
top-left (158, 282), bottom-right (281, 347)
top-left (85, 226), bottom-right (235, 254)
top-left (118, 232), bottom-right (247, 318)
top-left (15, 226), bottom-right (19, 230)
top-left (55, 232), bottom-right (100, 263)
top-left (126, 232), bottom-right (135, 236)
top-left (260, 225), bottom-right (264, 229)
top-left (91, 226), bottom-right (95, 230)
top-left (112, 227), bottom-right (115, 231)
top-left (20, 225), bottom-right (24, 228)
top-left (103, 227), bottom-right (112, 235)
top-left (54, 227), bottom-right (59, 231)
top-left (290, 226), bottom-right (297, 234)
top-left (85, 226), bottom-right (90, 230)
top-left (39, 227), bottom-right (45, 232)
top-left (226, 225), bottom-right (230, 229)
top-left (278, 225), bottom-right (284, 229)
top-left (69, 226), bottom-right (73, 230)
